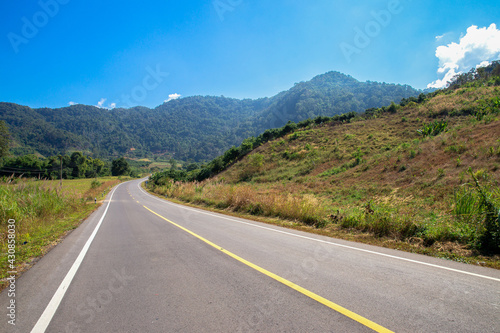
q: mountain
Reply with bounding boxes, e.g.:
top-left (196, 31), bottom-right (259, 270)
top-left (232, 71), bottom-right (421, 139)
top-left (1, 97), bottom-right (272, 161)
top-left (0, 71), bottom-right (421, 162)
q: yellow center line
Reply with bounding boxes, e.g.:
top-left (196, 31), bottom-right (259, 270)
top-left (143, 206), bottom-right (393, 333)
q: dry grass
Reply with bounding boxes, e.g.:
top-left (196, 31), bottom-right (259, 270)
top-left (152, 180), bottom-right (329, 226)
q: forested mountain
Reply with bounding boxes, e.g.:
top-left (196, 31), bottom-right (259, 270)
top-left (1, 97), bottom-right (272, 161)
top-left (232, 71), bottom-right (421, 139)
top-left (0, 71), bottom-right (421, 161)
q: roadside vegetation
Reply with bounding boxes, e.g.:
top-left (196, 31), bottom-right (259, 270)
top-left (148, 62), bottom-right (500, 266)
top-left (0, 152), bottom-right (142, 179)
top-left (0, 176), bottom-right (124, 290)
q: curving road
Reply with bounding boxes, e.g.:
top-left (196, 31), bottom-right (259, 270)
top-left (1, 179), bottom-right (499, 332)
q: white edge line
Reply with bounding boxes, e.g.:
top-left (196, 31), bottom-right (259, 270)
top-left (137, 181), bottom-right (500, 283)
top-left (30, 183), bottom-right (122, 333)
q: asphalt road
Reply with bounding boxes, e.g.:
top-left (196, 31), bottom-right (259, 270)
top-left (1, 179), bottom-right (500, 332)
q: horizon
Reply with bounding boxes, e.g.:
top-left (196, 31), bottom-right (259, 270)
top-left (1, 0), bottom-right (499, 109)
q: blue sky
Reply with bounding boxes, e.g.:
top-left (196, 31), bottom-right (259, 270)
top-left (1, 0), bottom-right (499, 109)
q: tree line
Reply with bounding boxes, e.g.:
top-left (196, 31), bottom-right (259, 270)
top-left (448, 61), bottom-right (500, 89)
top-left (0, 151), bottom-right (132, 179)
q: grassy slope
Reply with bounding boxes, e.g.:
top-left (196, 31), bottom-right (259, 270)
top-left (226, 87), bottom-right (499, 212)
top-left (0, 177), bottom-right (125, 290)
top-left (151, 86), bottom-right (500, 267)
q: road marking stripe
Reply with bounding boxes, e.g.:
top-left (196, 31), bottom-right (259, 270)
top-left (144, 205), bottom-right (393, 333)
top-left (30, 184), bottom-right (121, 333)
top-left (137, 182), bottom-right (500, 283)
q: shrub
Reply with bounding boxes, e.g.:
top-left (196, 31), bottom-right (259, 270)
top-left (90, 179), bottom-right (102, 189)
top-left (437, 168), bottom-right (445, 179)
top-left (387, 102), bottom-right (398, 113)
top-left (454, 169), bottom-right (500, 253)
top-left (470, 171), bottom-right (500, 253)
top-left (417, 120), bottom-right (448, 137)
top-left (337, 203), bottom-right (424, 240)
top-left (238, 154), bottom-right (265, 181)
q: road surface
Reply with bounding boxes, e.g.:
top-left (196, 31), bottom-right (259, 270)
top-left (1, 179), bottom-right (499, 332)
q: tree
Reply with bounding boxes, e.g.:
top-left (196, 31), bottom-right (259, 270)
top-left (222, 146), bottom-right (240, 165)
top-left (185, 163), bottom-right (199, 172)
top-left (387, 102), bottom-right (398, 114)
top-left (111, 157), bottom-right (130, 176)
top-left (86, 157), bottom-right (106, 178)
top-left (0, 120), bottom-right (9, 158)
top-left (169, 158), bottom-right (177, 170)
top-left (69, 152), bottom-right (88, 178)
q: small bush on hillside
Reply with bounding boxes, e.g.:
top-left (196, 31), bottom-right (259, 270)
top-left (417, 120), bottom-right (448, 137)
top-left (454, 169), bottom-right (500, 253)
top-left (238, 154), bottom-right (265, 181)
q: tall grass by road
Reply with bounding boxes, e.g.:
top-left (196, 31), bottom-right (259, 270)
top-left (150, 180), bottom-right (329, 226)
top-left (0, 177), bottom-right (120, 289)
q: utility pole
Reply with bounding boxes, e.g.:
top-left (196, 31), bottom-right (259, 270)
top-left (59, 155), bottom-right (63, 188)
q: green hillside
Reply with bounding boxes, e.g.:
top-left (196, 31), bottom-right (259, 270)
top-left (1, 97), bottom-right (269, 160)
top-left (234, 71), bottom-right (421, 139)
top-left (0, 72), bottom-right (420, 162)
top-left (148, 65), bottom-right (500, 262)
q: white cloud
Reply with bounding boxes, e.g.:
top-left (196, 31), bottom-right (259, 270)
top-left (68, 101), bottom-right (77, 106)
top-left (428, 24), bottom-right (500, 89)
top-left (97, 98), bottom-right (107, 108)
top-left (96, 98), bottom-right (116, 109)
top-left (164, 93), bottom-right (181, 103)
top-left (476, 60), bottom-right (491, 68)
